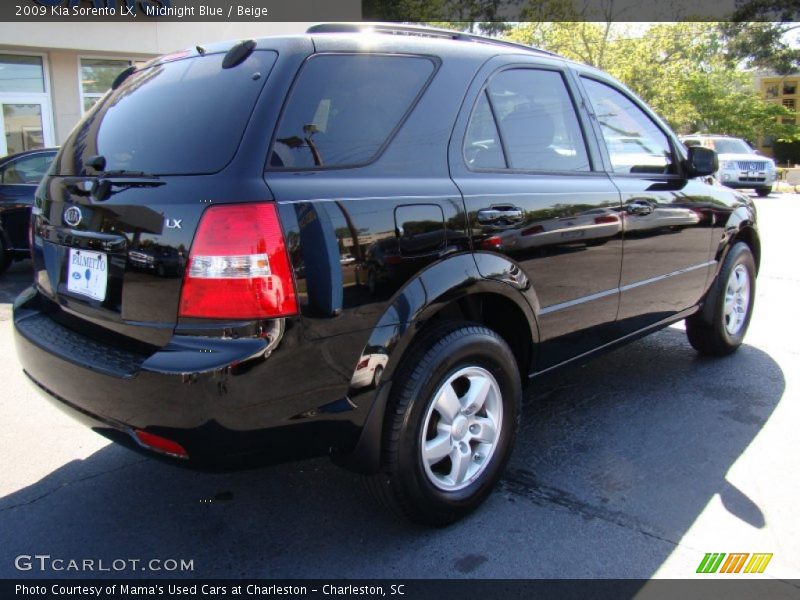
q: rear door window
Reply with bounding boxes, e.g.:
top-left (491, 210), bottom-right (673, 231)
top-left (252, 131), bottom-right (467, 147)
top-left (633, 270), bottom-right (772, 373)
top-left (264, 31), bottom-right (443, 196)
top-left (56, 50), bottom-right (277, 176)
top-left (464, 68), bottom-right (591, 172)
top-left (269, 54), bottom-right (435, 170)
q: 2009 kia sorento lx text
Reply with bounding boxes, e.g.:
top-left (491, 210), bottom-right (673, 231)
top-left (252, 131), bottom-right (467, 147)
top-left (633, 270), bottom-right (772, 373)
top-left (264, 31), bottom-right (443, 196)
top-left (13, 24), bottom-right (759, 525)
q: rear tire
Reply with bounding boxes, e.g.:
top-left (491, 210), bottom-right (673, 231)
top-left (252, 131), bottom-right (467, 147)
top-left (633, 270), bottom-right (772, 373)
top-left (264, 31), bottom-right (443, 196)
top-left (686, 242), bottom-right (756, 356)
top-left (367, 321), bottom-right (521, 526)
top-left (755, 187), bottom-right (771, 198)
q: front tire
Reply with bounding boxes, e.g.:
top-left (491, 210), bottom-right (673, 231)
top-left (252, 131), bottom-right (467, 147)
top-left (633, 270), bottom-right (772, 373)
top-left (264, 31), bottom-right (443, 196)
top-left (367, 321), bottom-right (521, 526)
top-left (755, 187), bottom-right (771, 198)
top-left (686, 242), bottom-right (756, 356)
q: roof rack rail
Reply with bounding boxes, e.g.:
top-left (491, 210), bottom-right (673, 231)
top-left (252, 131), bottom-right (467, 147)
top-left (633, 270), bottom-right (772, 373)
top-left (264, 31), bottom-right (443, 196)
top-left (306, 23), bottom-right (559, 57)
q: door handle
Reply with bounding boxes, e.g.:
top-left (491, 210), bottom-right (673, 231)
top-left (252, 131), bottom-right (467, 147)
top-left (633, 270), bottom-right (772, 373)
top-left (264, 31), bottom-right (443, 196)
top-left (476, 206), bottom-right (524, 225)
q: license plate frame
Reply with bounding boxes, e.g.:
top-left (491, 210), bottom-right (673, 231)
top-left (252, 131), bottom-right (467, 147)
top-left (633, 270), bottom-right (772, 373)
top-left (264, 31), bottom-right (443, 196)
top-left (67, 248), bottom-right (108, 301)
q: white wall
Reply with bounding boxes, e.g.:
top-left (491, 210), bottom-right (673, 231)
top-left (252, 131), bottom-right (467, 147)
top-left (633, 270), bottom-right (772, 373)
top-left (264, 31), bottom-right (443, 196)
top-left (0, 21), bottom-right (314, 144)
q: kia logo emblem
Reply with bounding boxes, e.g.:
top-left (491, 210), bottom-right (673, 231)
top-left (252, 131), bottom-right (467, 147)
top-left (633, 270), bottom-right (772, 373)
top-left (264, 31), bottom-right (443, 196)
top-left (64, 206), bottom-right (83, 227)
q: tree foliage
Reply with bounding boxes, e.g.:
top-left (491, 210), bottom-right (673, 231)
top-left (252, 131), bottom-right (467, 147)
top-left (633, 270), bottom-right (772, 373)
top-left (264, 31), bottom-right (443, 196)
top-left (721, 22), bottom-right (800, 75)
top-left (506, 22), bottom-right (800, 143)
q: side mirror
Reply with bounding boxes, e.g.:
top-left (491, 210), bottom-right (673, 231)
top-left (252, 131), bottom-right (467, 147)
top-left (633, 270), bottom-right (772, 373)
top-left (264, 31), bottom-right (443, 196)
top-left (685, 145), bottom-right (718, 177)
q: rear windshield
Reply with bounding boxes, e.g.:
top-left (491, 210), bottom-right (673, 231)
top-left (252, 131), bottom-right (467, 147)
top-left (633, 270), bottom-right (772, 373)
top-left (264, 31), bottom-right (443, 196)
top-left (56, 50), bottom-right (277, 176)
top-left (269, 54), bottom-right (435, 169)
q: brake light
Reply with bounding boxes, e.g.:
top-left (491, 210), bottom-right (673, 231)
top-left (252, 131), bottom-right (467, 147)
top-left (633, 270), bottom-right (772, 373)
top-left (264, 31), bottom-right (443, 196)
top-left (179, 203), bottom-right (298, 319)
top-left (521, 225), bottom-right (544, 236)
top-left (356, 357), bottom-right (370, 370)
top-left (480, 235), bottom-right (503, 250)
top-left (133, 430), bottom-right (188, 459)
top-left (594, 214), bottom-right (620, 225)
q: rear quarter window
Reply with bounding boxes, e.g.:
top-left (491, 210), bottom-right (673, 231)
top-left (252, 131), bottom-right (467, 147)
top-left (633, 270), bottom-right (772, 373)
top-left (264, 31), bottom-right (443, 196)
top-left (268, 54), bottom-right (436, 170)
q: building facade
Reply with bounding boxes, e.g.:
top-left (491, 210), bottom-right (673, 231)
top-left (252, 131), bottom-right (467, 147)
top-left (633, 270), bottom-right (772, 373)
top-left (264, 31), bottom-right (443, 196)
top-left (0, 22), bottom-right (310, 157)
top-left (755, 72), bottom-right (800, 158)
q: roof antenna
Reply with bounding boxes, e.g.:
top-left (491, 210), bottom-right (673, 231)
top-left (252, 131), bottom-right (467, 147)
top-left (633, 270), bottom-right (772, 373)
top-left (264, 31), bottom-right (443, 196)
top-left (196, 45), bottom-right (206, 56)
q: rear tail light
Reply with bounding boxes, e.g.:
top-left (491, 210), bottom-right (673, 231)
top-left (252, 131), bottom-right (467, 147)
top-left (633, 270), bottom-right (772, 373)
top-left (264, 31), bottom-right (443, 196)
top-left (480, 235), bottom-right (503, 250)
top-left (356, 357), bottom-right (370, 370)
top-left (521, 225), bottom-right (544, 236)
top-left (133, 430), bottom-right (189, 459)
top-left (179, 203), bottom-right (298, 319)
top-left (594, 215), bottom-right (620, 225)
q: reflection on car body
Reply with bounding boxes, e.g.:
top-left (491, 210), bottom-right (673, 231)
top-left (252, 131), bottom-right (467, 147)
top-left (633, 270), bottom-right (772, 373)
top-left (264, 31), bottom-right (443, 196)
top-left (623, 201), bottom-right (701, 233)
top-left (127, 244), bottom-right (185, 277)
top-left (482, 207), bottom-right (623, 252)
top-left (350, 348), bottom-right (389, 389)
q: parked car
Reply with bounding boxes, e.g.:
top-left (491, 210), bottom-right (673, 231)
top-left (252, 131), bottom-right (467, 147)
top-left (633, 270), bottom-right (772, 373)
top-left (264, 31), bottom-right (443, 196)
top-left (0, 148), bottom-right (58, 274)
top-left (681, 134), bottom-right (776, 197)
top-left (14, 24), bottom-right (759, 526)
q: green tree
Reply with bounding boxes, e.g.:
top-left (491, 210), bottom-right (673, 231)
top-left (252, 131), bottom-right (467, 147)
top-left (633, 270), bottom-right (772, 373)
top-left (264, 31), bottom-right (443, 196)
top-left (721, 21), bottom-right (800, 75)
top-left (505, 21), bottom-right (800, 143)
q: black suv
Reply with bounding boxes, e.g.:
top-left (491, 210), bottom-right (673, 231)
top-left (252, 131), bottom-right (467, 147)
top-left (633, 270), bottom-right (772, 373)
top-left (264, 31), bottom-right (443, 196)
top-left (13, 24), bottom-right (759, 525)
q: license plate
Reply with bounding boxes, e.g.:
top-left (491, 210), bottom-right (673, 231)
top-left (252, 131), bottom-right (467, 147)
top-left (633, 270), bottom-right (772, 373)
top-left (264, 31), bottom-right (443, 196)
top-left (67, 249), bottom-right (108, 301)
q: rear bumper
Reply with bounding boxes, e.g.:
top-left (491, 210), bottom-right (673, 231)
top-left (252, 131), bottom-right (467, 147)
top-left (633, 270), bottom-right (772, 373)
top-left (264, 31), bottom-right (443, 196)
top-left (13, 286), bottom-right (363, 470)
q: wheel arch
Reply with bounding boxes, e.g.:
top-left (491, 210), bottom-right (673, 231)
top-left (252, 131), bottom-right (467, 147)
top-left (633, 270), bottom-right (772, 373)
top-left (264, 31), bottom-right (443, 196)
top-left (701, 212), bottom-right (760, 325)
top-left (731, 225), bottom-right (760, 274)
top-left (334, 252), bottom-right (539, 473)
top-left (714, 203), bottom-right (760, 274)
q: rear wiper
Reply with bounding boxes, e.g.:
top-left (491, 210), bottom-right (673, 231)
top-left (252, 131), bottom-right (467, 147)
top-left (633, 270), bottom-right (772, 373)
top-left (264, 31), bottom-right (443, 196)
top-left (98, 169), bottom-right (158, 178)
top-left (92, 171), bottom-right (164, 201)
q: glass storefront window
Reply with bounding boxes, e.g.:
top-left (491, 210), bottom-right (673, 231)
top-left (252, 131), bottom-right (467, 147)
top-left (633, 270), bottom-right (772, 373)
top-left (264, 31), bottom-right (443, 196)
top-left (3, 103), bottom-right (45, 154)
top-left (80, 58), bottom-right (131, 113)
top-left (0, 54), bottom-right (45, 94)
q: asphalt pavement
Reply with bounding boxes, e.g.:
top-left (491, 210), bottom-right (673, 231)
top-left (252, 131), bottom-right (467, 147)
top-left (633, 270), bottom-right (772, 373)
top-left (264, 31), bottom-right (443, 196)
top-left (1, 193), bottom-right (798, 583)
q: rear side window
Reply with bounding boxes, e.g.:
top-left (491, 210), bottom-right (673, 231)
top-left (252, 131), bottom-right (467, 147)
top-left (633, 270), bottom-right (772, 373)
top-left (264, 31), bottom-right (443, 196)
top-left (269, 54), bottom-right (435, 169)
top-left (56, 50), bottom-right (277, 176)
top-left (464, 68), bottom-right (591, 172)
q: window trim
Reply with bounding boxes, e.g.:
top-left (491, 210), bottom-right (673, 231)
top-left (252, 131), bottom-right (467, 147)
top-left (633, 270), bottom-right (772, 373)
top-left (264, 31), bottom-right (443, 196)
top-left (77, 55), bottom-right (136, 115)
top-left (577, 74), bottom-right (686, 179)
top-left (462, 64), bottom-right (597, 176)
top-left (264, 52), bottom-right (441, 173)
